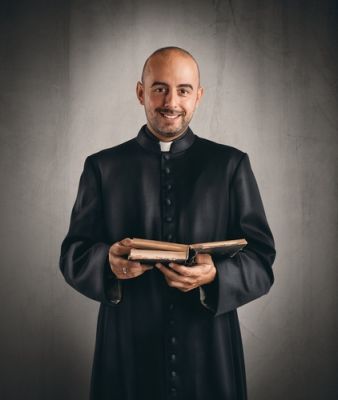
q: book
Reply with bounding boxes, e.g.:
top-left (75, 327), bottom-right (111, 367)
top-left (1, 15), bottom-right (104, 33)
top-left (128, 238), bottom-right (247, 265)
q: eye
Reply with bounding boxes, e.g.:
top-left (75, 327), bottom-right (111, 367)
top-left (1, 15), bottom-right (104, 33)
top-left (153, 87), bottom-right (167, 93)
top-left (178, 88), bottom-right (190, 96)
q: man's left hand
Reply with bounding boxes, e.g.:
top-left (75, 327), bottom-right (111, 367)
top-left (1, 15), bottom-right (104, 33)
top-left (155, 253), bottom-right (216, 292)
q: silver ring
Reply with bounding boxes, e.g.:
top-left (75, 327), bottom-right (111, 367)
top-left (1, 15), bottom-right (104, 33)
top-left (122, 267), bottom-right (128, 275)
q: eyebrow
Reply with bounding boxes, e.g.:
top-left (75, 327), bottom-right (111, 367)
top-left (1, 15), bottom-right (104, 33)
top-left (151, 81), bottom-right (194, 90)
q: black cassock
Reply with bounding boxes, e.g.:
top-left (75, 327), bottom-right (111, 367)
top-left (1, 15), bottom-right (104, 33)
top-left (60, 126), bottom-right (276, 400)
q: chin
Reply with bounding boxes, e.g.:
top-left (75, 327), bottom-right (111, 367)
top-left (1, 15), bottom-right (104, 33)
top-left (160, 130), bottom-right (182, 138)
top-left (157, 125), bottom-right (188, 138)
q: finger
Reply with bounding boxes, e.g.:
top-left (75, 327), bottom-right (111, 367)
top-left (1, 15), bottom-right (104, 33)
top-left (114, 259), bottom-right (148, 271)
top-left (163, 276), bottom-right (198, 291)
top-left (156, 263), bottom-right (195, 286)
top-left (141, 263), bottom-right (154, 269)
top-left (108, 256), bottom-right (138, 275)
top-left (155, 263), bottom-right (180, 279)
top-left (109, 241), bottom-right (130, 256)
top-left (194, 253), bottom-right (212, 264)
top-left (124, 261), bottom-right (153, 277)
top-left (155, 263), bottom-right (201, 290)
top-left (120, 237), bottom-right (132, 247)
top-left (168, 262), bottom-right (199, 277)
top-left (160, 262), bottom-right (215, 289)
top-left (108, 253), bottom-right (126, 268)
top-left (126, 260), bottom-right (143, 269)
top-left (114, 263), bottom-right (153, 280)
top-left (169, 262), bottom-right (210, 280)
top-left (136, 263), bottom-right (154, 273)
top-left (190, 263), bottom-right (214, 275)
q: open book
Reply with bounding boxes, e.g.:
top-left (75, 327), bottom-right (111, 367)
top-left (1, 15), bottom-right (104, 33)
top-left (128, 238), bottom-right (247, 265)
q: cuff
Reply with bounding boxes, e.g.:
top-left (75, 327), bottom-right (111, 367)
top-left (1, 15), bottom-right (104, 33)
top-left (199, 286), bottom-right (214, 312)
top-left (198, 273), bottom-right (218, 313)
top-left (105, 257), bottom-right (122, 304)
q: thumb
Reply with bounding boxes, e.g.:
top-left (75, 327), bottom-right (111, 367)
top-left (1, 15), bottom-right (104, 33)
top-left (195, 253), bottom-right (212, 264)
top-left (120, 237), bottom-right (132, 247)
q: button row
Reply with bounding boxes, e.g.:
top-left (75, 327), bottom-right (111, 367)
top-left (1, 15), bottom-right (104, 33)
top-left (161, 154), bottom-right (175, 243)
top-left (162, 155), bottom-right (179, 398)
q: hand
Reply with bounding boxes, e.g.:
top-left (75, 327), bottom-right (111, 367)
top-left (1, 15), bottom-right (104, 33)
top-left (155, 253), bottom-right (216, 292)
top-left (108, 238), bottom-right (153, 280)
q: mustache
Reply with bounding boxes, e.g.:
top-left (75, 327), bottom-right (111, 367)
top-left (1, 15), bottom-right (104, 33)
top-left (156, 108), bottom-right (184, 116)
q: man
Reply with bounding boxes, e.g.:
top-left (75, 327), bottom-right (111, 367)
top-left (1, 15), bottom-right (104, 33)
top-left (60, 47), bottom-right (276, 400)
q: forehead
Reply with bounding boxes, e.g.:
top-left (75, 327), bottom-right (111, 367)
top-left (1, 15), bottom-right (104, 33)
top-left (144, 52), bottom-right (199, 86)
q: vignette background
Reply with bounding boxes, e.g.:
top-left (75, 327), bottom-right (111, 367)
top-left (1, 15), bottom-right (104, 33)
top-left (1, 1), bottom-right (337, 399)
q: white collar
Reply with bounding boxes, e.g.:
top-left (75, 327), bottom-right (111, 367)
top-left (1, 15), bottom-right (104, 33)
top-left (159, 141), bottom-right (173, 152)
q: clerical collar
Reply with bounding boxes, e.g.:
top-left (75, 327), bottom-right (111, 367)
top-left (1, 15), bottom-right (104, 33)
top-left (136, 125), bottom-right (196, 154)
top-left (159, 141), bottom-right (173, 152)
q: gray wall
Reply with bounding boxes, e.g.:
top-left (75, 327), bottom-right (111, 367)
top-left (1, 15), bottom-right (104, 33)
top-left (1, 1), bottom-right (337, 399)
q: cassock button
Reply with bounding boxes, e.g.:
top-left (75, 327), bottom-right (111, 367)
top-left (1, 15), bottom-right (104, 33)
top-left (169, 303), bottom-right (174, 311)
top-left (171, 371), bottom-right (177, 378)
top-left (166, 184), bottom-right (172, 191)
top-left (163, 153), bottom-right (170, 160)
top-left (169, 319), bottom-right (175, 326)
top-left (171, 336), bottom-right (177, 345)
top-left (165, 167), bottom-right (171, 174)
top-left (166, 216), bottom-right (173, 222)
top-left (166, 198), bottom-right (172, 206)
top-left (171, 353), bottom-right (176, 362)
top-left (167, 234), bottom-right (173, 241)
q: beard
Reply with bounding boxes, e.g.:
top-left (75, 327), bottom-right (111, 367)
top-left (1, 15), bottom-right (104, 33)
top-left (156, 128), bottom-right (185, 138)
top-left (148, 108), bottom-right (191, 138)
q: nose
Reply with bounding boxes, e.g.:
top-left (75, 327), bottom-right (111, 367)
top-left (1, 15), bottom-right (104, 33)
top-left (164, 89), bottom-right (178, 109)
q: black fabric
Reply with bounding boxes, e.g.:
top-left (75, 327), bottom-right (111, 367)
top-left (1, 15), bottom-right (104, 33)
top-left (60, 125), bottom-right (276, 400)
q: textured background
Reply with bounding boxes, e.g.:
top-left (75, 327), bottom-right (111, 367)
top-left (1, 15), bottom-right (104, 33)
top-left (1, 0), bottom-right (337, 399)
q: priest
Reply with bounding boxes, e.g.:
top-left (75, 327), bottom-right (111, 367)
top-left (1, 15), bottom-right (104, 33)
top-left (60, 46), bottom-right (276, 400)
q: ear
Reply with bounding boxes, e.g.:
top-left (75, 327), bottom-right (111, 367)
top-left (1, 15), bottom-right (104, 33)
top-left (195, 86), bottom-right (204, 108)
top-left (136, 81), bottom-right (145, 105)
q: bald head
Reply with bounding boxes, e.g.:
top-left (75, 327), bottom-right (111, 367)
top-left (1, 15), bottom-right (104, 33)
top-left (136, 46), bottom-right (204, 141)
top-left (141, 47), bottom-right (200, 85)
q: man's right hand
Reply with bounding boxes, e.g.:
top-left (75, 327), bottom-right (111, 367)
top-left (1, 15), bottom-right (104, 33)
top-left (108, 238), bottom-right (153, 280)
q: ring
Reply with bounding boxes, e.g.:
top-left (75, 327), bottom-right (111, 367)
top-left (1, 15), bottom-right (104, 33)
top-left (122, 267), bottom-right (128, 275)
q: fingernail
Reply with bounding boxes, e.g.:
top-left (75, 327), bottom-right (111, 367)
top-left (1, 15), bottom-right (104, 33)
top-left (169, 263), bottom-right (174, 268)
top-left (155, 263), bottom-right (161, 268)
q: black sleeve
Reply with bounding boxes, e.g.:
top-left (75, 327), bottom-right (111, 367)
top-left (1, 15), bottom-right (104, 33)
top-left (202, 153), bottom-right (276, 316)
top-left (59, 156), bottom-right (122, 305)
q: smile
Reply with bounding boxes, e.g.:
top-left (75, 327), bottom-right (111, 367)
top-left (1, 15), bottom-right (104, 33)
top-left (159, 112), bottom-right (182, 119)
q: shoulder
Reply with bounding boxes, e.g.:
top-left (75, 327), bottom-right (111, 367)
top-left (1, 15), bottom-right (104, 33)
top-left (76, 138), bottom-right (139, 181)
top-left (83, 138), bottom-right (140, 172)
top-left (193, 136), bottom-right (247, 167)
top-left (87, 138), bottom-right (137, 162)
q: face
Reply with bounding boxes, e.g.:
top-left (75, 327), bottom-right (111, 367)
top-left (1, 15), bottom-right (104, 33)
top-left (136, 51), bottom-right (203, 141)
